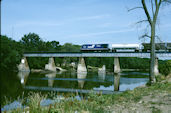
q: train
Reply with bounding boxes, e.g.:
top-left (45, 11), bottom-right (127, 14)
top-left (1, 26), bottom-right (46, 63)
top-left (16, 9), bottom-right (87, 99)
top-left (80, 43), bottom-right (171, 52)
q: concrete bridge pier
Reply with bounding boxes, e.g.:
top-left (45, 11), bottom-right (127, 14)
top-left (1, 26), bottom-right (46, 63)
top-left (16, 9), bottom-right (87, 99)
top-left (114, 74), bottom-right (120, 91)
top-left (18, 57), bottom-right (30, 72)
top-left (114, 57), bottom-right (121, 74)
top-left (45, 57), bottom-right (56, 72)
top-left (77, 57), bottom-right (87, 73)
top-left (154, 57), bottom-right (159, 76)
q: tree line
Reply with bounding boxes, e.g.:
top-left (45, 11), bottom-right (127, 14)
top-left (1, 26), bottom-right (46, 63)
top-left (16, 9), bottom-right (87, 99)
top-left (1, 33), bottom-right (170, 74)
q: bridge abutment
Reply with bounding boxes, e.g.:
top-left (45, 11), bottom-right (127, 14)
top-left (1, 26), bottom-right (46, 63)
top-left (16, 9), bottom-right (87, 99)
top-left (154, 57), bottom-right (159, 76)
top-left (45, 57), bottom-right (56, 72)
top-left (77, 57), bottom-right (87, 73)
top-left (18, 57), bottom-right (30, 72)
top-left (114, 57), bottom-right (121, 74)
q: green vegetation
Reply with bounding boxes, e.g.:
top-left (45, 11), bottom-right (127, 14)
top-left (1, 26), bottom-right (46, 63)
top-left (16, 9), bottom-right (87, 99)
top-left (159, 60), bottom-right (171, 76)
top-left (3, 80), bottom-right (171, 113)
top-left (1, 35), bottom-right (23, 71)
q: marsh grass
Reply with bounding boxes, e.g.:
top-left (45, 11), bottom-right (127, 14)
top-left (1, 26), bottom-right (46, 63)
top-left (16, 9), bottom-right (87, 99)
top-left (2, 82), bottom-right (171, 113)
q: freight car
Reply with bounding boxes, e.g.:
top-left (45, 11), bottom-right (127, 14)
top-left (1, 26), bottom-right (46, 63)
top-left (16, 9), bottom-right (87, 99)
top-left (142, 43), bottom-right (171, 52)
top-left (111, 44), bottom-right (140, 52)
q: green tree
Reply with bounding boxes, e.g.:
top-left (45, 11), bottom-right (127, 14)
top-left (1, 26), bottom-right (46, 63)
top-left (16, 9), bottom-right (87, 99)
top-left (45, 41), bottom-right (60, 51)
top-left (159, 60), bottom-right (171, 75)
top-left (20, 33), bottom-right (46, 51)
top-left (60, 43), bottom-right (80, 52)
top-left (1, 35), bottom-right (23, 71)
top-left (19, 33), bottom-right (49, 69)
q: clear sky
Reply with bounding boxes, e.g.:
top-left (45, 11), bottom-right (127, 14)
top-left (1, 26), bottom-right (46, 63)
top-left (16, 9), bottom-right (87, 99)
top-left (1, 0), bottom-right (171, 45)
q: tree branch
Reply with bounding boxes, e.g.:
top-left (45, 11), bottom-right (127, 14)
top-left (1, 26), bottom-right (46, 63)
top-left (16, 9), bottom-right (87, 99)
top-left (151, 0), bottom-right (155, 17)
top-left (128, 7), bottom-right (143, 12)
top-left (139, 34), bottom-right (151, 40)
top-left (155, 35), bottom-right (163, 42)
top-left (135, 20), bottom-right (148, 25)
top-left (142, 0), bottom-right (152, 26)
top-left (153, 0), bottom-right (162, 24)
top-left (155, 0), bottom-right (158, 8)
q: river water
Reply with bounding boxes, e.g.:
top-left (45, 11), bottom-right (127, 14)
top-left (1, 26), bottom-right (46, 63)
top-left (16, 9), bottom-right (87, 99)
top-left (1, 70), bottom-right (149, 110)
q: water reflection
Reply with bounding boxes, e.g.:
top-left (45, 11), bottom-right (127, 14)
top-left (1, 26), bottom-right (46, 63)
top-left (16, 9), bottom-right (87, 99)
top-left (114, 73), bottom-right (120, 91)
top-left (45, 73), bottom-right (56, 87)
top-left (17, 71), bottom-right (148, 93)
top-left (17, 71), bottom-right (30, 85)
top-left (98, 71), bottom-right (106, 81)
top-left (77, 72), bottom-right (87, 89)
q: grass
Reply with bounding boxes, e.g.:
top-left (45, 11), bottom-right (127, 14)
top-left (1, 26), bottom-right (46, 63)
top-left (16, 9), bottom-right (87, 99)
top-left (2, 82), bottom-right (171, 113)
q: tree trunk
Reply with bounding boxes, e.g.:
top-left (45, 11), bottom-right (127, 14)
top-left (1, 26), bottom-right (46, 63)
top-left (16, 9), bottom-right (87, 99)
top-left (150, 24), bottom-right (156, 84)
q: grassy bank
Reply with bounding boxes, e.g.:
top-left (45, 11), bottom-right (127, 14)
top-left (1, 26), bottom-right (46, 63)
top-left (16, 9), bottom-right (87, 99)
top-left (2, 75), bottom-right (171, 113)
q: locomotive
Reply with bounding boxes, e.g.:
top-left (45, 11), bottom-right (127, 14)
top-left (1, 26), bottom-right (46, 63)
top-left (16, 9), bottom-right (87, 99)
top-left (80, 43), bottom-right (171, 52)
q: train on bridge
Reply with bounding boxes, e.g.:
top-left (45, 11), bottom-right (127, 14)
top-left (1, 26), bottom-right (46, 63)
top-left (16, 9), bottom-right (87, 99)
top-left (81, 43), bottom-right (171, 52)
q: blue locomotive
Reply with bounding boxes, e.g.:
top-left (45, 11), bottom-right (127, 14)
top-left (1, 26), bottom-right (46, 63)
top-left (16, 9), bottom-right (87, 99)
top-left (81, 44), bottom-right (110, 52)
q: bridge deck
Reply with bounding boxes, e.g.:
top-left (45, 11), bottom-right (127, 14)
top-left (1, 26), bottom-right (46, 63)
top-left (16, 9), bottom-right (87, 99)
top-left (24, 52), bottom-right (171, 58)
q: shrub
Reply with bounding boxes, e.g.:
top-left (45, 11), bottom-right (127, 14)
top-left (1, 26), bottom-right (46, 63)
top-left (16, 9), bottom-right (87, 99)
top-left (159, 60), bottom-right (171, 76)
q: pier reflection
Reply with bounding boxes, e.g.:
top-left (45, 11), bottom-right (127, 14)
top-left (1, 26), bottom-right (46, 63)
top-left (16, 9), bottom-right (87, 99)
top-left (45, 73), bottom-right (56, 87)
top-left (77, 72), bottom-right (87, 89)
top-left (98, 65), bottom-right (106, 81)
top-left (98, 71), bottom-right (106, 81)
top-left (114, 73), bottom-right (120, 91)
top-left (17, 71), bottom-right (30, 86)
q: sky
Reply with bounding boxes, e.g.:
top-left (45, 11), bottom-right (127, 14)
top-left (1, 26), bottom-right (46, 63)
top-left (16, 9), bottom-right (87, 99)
top-left (1, 0), bottom-right (171, 45)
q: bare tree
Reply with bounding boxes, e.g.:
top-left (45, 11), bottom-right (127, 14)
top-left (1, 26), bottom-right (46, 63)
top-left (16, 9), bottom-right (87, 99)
top-left (130, 0), bottom-right (170, 84)
top-left (142, 0), bottom-right (171, 84)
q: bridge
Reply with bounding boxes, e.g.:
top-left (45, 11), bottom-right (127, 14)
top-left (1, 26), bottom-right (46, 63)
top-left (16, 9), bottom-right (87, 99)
top-left (18, 51), bottom-right (171, 90)
top-left (23, 52), bottom-right (171, 58)
top-left (18, 51), bottom-right (171, 91)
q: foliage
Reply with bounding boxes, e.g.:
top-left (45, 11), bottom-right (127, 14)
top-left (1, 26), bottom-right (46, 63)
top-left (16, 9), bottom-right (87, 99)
top-left (20, 33), bottom-right (46, 52)
top-left (60, 43), bottom-right (80, 52)
top-left (1, 35), bottom-right (23, 71)
top-left (120, 57), bottom-right (150, 69)
top-left (27, 92), bottom-right (47, 113)
top-left (159, 60), bottom-right (171, 76)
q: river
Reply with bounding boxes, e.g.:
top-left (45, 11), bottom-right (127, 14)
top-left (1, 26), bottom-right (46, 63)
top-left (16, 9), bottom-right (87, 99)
top-left (1, 70), bottom-right (149, 111)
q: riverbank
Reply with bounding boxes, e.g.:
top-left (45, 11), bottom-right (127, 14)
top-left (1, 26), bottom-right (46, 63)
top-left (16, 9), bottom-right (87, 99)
top-left (3, 74), bottom-right (171, 113)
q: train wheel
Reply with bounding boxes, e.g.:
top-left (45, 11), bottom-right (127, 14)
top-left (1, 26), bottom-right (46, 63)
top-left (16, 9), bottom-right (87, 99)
top-left (135, 50), bottom-right (139, 52)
